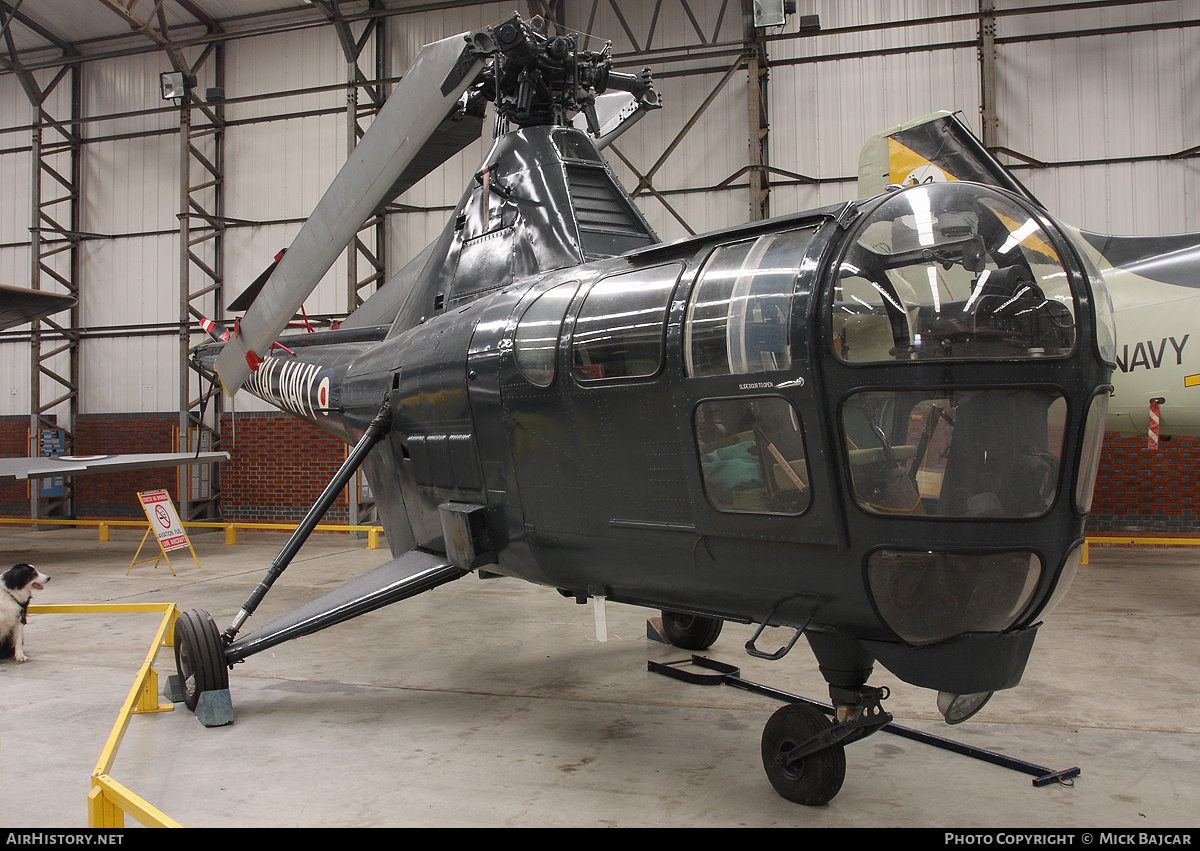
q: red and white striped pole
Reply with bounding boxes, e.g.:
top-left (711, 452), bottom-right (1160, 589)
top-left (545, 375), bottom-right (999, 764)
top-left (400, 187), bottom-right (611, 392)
top-left (1148, 397), bottom-right (1164, 450)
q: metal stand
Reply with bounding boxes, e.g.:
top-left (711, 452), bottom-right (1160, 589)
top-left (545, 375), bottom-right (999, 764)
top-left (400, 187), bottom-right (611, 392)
top-left (649, 655), bottom-right (1081, 788)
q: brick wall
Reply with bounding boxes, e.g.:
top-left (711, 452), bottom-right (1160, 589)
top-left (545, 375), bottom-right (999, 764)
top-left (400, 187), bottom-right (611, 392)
top-left (0, 416), bottom-right (30, 516)
top-left (218, 411), bottom-right (348, 524)
top-left (1, 413), bottom-right (181, 518)
top-left (1087, 433), bottom-right (1200, 534)
top-left (2, 410), bottom-right (348, 522)
top-left (74, 413), bottom-right (180, 517)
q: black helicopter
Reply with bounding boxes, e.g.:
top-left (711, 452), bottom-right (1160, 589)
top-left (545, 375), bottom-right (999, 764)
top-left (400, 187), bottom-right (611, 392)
top-left (175, 14), bottom-right (1115, 806)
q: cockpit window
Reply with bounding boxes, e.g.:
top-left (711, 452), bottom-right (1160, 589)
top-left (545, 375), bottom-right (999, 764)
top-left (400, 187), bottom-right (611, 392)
top-left (831, 184), bottom-right (1077, 363)
top-left (842, 388), bottom-right (1066, 518)
top-left (685, 228), bottom-right (815, 377)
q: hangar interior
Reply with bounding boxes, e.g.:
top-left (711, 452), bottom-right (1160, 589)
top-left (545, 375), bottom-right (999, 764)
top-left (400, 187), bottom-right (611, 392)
top-left (2, 0), bottom-right (1198, 528)
top-left (1, 0), bottom-right (1198, 829)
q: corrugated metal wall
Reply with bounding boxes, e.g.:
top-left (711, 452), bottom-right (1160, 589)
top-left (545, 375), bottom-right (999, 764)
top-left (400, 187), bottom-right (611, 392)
top-left (996, 1), bottom-right (1199, 235)
top-left (382, 1), bottom-right (517, 274)
top-left (0, 71), bottom-right (33, 417)
top-left (769, 1), bottom-right (982, 214)
top-left (561, 0), bottom-right (755, 238)
top-left (79, 51), bottom-right (179, 415)
top-left (1, 1), bottom-right (1196, 421)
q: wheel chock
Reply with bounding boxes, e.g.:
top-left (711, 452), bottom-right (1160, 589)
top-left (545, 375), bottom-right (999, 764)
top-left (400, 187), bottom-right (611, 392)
top-left (646, 617), bottom-right (668, 644)
top-left (163, 674), bottom-right (184, 704)
top-left (194, 689), bottom-right (235, 727)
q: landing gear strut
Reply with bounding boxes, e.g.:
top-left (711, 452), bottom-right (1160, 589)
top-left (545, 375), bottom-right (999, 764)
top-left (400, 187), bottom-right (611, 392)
top-left (171, 397), bottom-right (466, 712)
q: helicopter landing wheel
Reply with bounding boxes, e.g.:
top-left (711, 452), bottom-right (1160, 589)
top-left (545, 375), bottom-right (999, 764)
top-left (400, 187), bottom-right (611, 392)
top-left (174, 608), bottom-right (229, 711)
top-left (761, 702), bottom-right (847, 806)
top-left (660, 610), bottom-right (723, 650)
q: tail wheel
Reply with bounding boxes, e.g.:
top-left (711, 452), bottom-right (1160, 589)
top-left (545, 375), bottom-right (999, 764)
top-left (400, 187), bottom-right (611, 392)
top-left (174, 608), bottom-right (229, 711)
top-left (761, 702), bottom-right (847, 806)
top-left (660, 611), bottom-right (723, 650)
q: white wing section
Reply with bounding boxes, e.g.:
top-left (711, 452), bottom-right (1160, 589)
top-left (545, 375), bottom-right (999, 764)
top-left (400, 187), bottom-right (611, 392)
top-left (0, 452), bottom-right (230, 482)
top-left (214, 32), bottom-right (484, 394)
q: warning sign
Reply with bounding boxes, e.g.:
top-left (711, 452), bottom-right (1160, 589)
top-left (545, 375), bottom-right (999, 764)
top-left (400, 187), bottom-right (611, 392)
top-left (130, 490), bottom-right (200, 575)
top-left (138, 489), bottom-right (189, 551)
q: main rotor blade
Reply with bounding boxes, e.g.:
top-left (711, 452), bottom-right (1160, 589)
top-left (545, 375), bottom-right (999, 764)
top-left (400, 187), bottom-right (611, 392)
top-left (214, 32), bottom-right (484, 395)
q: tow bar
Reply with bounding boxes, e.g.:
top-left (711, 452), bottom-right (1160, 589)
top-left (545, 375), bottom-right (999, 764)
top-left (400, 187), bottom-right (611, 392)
top-left (648, 655), bottom-right (1081, 788)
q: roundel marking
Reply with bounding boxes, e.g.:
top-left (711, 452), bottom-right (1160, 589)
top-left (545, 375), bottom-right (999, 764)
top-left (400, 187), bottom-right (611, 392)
top-left (317, 376), bottom-right (331, 412)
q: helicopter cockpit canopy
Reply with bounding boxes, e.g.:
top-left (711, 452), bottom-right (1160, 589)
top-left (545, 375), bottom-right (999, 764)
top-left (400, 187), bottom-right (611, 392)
top-left (832, 182), bottom-right (1077, 363)
top-left (828, 184), bottom-right (1088, 521)
top-left (817, 183), bottom-right (1113, 654)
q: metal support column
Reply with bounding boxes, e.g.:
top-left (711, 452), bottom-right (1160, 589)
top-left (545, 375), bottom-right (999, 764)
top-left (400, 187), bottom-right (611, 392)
top-left (95, 0), bottom-right (228, 521)
top-left (177, 43), bottom-right (227, 522)
top-left (318, 0), bottom-right (389, 316)
top-left (25, 64), bottom-right (82, 521)
top-left (743, 0), bottom-right (770, 222)
top-left (979, 0), bottom-right (999, 150)
top-left (318, 0), bottom-right (389, 528)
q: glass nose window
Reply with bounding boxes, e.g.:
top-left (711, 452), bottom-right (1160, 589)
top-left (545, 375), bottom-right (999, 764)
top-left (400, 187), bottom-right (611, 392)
top-left (831, 184), bottom-right (1077, 363)
top-left (842, 388), bottom-right (1066, 518)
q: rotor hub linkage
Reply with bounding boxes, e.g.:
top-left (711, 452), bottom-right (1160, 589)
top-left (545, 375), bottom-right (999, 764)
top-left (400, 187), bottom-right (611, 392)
top-left (472, 13), bottom-right (655, 131)
top-left (775, 685), bottom-right (893, 770)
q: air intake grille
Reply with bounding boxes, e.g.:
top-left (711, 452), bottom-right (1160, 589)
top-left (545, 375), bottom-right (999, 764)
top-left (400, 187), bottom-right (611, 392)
top-left (565, 164), bottom-right (655, 256)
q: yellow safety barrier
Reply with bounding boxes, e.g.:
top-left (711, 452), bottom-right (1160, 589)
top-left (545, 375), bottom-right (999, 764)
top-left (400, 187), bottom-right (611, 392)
top-left (1085, 535), bottom-right (1200, 547)
top-left (0, 517), bottom-right (384, 549)
top-left (28, 603), bottom-right (184, 828)
top-left (1081, 535), bottom-right (1200, 564)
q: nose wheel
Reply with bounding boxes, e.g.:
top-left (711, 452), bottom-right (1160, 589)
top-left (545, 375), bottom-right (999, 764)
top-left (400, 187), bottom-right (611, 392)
top-left (173, 608), bottom-right (229, 711)
top-left (760, 702), bottom-right (847, 805)
top-left (761, 684), bottom-right (892, 805)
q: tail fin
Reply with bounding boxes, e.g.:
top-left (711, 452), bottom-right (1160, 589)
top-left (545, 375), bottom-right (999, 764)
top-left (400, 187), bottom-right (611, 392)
top-left (858, 111), bottom-right (1041, 208)
top-left (227, 249), bottom-right (286, 313)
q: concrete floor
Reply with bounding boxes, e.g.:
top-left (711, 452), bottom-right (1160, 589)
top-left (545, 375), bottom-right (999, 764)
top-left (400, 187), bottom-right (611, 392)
top-left (1, 525), bottom-right (1198, 828)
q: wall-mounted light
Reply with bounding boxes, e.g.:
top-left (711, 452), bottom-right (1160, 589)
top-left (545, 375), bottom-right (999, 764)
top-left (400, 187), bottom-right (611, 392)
top-left (753, 0), bottom-right (788, 28)
top-left (159, 70), bottom-right (196, 101)
top-left (752, 1), bottom-right (819, 31)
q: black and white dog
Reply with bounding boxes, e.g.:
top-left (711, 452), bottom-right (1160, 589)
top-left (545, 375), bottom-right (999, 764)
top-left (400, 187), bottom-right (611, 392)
top-left (1, 563), bottom-right (50, 662)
